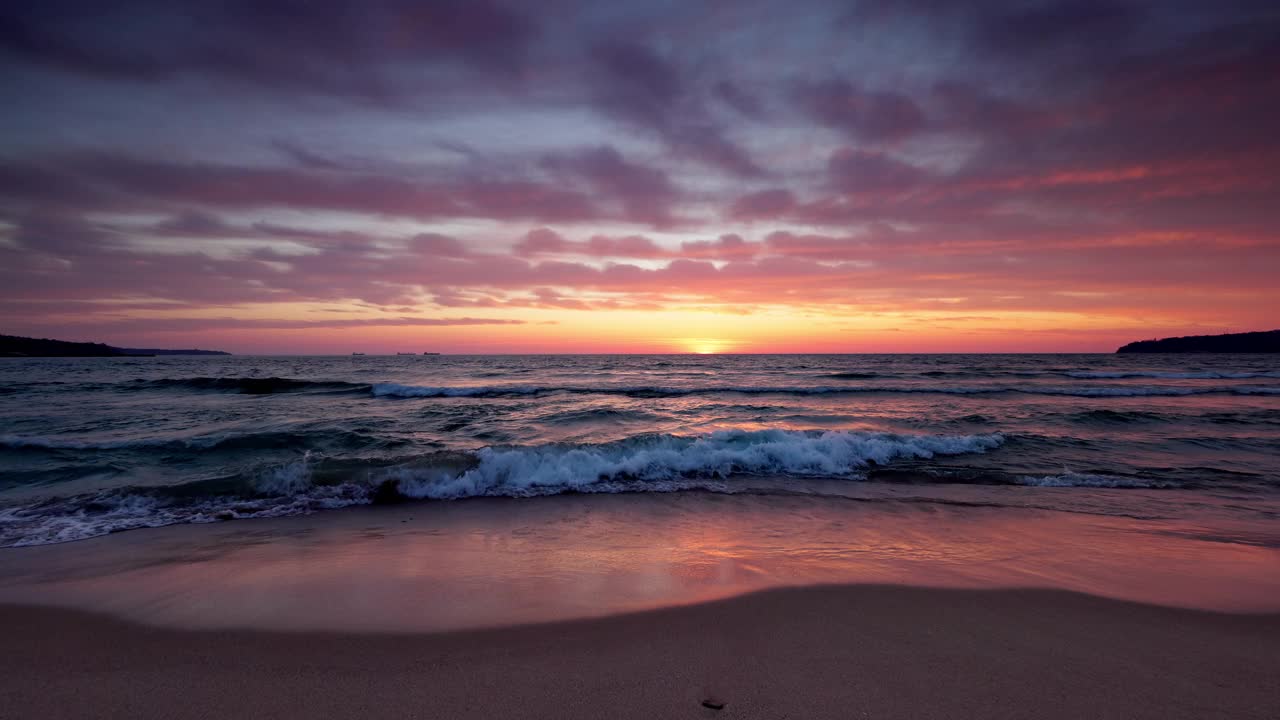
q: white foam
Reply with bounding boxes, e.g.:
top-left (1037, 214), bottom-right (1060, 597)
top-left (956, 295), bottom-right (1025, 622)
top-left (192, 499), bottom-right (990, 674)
top-left (1016, 471), bottom-right (1175, 488)
top-left (0, 429), bottom-right (1006, 546)
top-left (252, 452), bottom-right (316, 495)
top-left (0, 458), bottom-right (369, 547)
top-left (392, 429), bottom-right (1006, 499)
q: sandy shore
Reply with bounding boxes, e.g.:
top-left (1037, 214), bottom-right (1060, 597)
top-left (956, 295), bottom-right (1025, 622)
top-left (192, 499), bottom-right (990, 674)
top-left (2, 585), bottom-right (1277, 720)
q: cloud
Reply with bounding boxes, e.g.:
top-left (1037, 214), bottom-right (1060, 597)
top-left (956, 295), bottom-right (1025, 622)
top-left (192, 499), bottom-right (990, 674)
top-left (714, 80), bottom-right (764, 119)
top-left (539, 146), bottom-right (682, 226)
top-left (0, 0), bottom-right (539, 100)
top-left (512, 230), bottom-right (763, 261)
top-left (679, 234), bottom-right (761, 260)
top-left (408, 233), bottom-right (470, 258)
top-left (826, 148), bottom-right (928, 195)
top-left (794, 78), bottom-right (926, 143)
top-left (586, 40), bottom-right (764, 178)
top-left (15, 314), bottom-right (527, 335)
top-left (6, 206), bottom-right (1278, 338)
top-left (513, 228), bottom-right (568, 256)
top-left (514, 231), bottom-right (662, 259)
top-left (2, 151), bottom-right (628, 224)
top-left (3, 0), bottom-right (1279, 347)
top-left (728, 189), bottom-right (797, 221)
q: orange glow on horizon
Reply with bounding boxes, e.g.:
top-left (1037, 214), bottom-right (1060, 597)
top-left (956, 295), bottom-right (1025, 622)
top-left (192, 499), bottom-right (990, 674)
top-left (681, 338), bottom-right (734, 354)
top-left (50, 298), bottom-right (1262, 355)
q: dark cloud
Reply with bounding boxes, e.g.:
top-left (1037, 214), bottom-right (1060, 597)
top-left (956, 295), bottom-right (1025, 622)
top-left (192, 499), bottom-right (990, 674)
top-left (513, 228), bottom-right (568, 256)
top-left (826, 149), bottom-right (927, 195)
top-left (3, 151), bottom-right (630, 224)
top-left (0, 0), bottom-right (539, 100)
top-left (586, 40), bottom-right (764, 178)
top-left (408, 233), bottom-right (470, 258)
top-left (714, 80), bottom-right (764, 119)
top-left (794, 79), bottom-right (927, 143)
top-left (2, 0), bottom-right (1278, 344)
top-left (539, 146), bottom-right (682, 226)
top-left (972, 0), bottom-right (1140, 61)
top-left (18, 315), bottom-right (528, 336)
top-left (728, 189), bottom-right (797, 221)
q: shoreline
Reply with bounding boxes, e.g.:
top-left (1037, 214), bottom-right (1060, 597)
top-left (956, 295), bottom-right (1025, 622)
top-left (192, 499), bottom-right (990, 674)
top-left (3, 493), bottom-right (1279, 635)
top-left (3, 584), bottom-right (1277, 719)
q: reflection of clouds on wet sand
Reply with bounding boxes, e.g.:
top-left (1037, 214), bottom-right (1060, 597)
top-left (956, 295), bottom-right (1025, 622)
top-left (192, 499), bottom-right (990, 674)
top-left (2, 493), bottom-right (1277, 633)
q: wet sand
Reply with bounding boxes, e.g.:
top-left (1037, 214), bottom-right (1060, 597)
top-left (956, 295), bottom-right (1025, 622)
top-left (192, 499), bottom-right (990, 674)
top-left (3, 585), bottom-right (1278, 720)
top-left (3, 494), bottom-right (1278, 718)
top-left (3, 495), bottom-right (1279, 635)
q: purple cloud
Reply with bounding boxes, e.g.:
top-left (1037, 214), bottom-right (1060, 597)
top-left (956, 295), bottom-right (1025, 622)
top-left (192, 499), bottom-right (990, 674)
top-left (2, 0), bottom-right (1279, 346)
top-left (794, 79), bottom-right (926, 143)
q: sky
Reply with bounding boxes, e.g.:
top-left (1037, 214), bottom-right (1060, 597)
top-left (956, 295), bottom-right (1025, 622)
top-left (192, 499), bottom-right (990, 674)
top-left (1, 0), bottom-right (1277, 354)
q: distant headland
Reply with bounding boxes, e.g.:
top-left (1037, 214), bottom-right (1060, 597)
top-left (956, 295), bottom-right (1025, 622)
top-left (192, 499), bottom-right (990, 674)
top-left (1117, 330), bottom-right (1279, 353)
top-left (1, 334), bottom-right (230, 357)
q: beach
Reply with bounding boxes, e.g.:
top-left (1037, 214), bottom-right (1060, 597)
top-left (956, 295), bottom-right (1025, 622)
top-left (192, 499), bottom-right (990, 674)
top-left (2, 354), bottom-right (1279, 717)
top-left (1, 492), bottom-right (1279, 718)
top-left (4, 584), bottom-right (1277, 720)
top-left (7, 0), bottom-right (1280, 712)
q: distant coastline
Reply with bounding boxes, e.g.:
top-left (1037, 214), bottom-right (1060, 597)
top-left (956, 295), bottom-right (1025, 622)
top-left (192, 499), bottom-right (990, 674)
top-left (1, 334), bottom-right (230, 357)
top-left (1117, 330), bottom-right (1279, 353)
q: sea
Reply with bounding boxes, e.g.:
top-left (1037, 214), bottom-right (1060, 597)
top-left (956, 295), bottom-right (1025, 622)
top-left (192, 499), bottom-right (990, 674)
top-left (1, 353), bottom-right (1277, 551)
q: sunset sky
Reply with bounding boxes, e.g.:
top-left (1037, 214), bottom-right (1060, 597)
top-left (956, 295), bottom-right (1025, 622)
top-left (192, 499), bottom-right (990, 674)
top-left (1, 0), bottom-right (1277, 354)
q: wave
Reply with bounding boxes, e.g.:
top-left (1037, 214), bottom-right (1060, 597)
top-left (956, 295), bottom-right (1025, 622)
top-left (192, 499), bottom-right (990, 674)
top-left (0, 429), bottom-right (1004, 546)
top-left (823, 369), bottom-right (1207, 380)
top-left (918, 370), bottom-right (1053, 378)
top-left (373, 382), bottom-right (545, 397)
top-left (823, 372), bottom-right (880, 379)
top-left (0, 460), bottom-right (366, 547)
top-left (1065, 409), bottom-right (1168, 424)
top-left (135, 377), bottom-right (369, 394)
top-left (6, 425), bottom-right (1245, 547)
top-left (370, 382), bottom-right (1280, 399)
top-left (413, 429), bottom-right (1006, 497)
top-left (64, 375), bottom-right (1279, 399)
top-left (823, 369), bottom-right (1280, 381)
top-left (1016, 471), bottom-right (1181, 489)
top-left (535, 407), bottom-right (657, 424)
top-left (1234, 386), bottom-right (1280, 395)
top-left (1, 428), bottom-right (393, 453)
top-left (1063, 370), bottom-right (1280, 380)
top-left (1205, 409), bottom-right (1280, 425)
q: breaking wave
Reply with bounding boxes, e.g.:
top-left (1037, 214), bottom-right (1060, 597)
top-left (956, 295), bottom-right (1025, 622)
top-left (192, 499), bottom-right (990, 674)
top-left (0, 429), bottom-right (1005, 546)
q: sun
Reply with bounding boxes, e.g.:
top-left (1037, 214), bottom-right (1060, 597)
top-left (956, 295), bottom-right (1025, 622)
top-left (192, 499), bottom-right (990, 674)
top-left (681, 338), bottom-right (732, 354)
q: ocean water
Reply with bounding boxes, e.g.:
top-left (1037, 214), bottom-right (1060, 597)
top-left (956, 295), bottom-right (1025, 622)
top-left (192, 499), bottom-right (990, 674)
top-left (1, 354), bottom-right (1278, 548)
